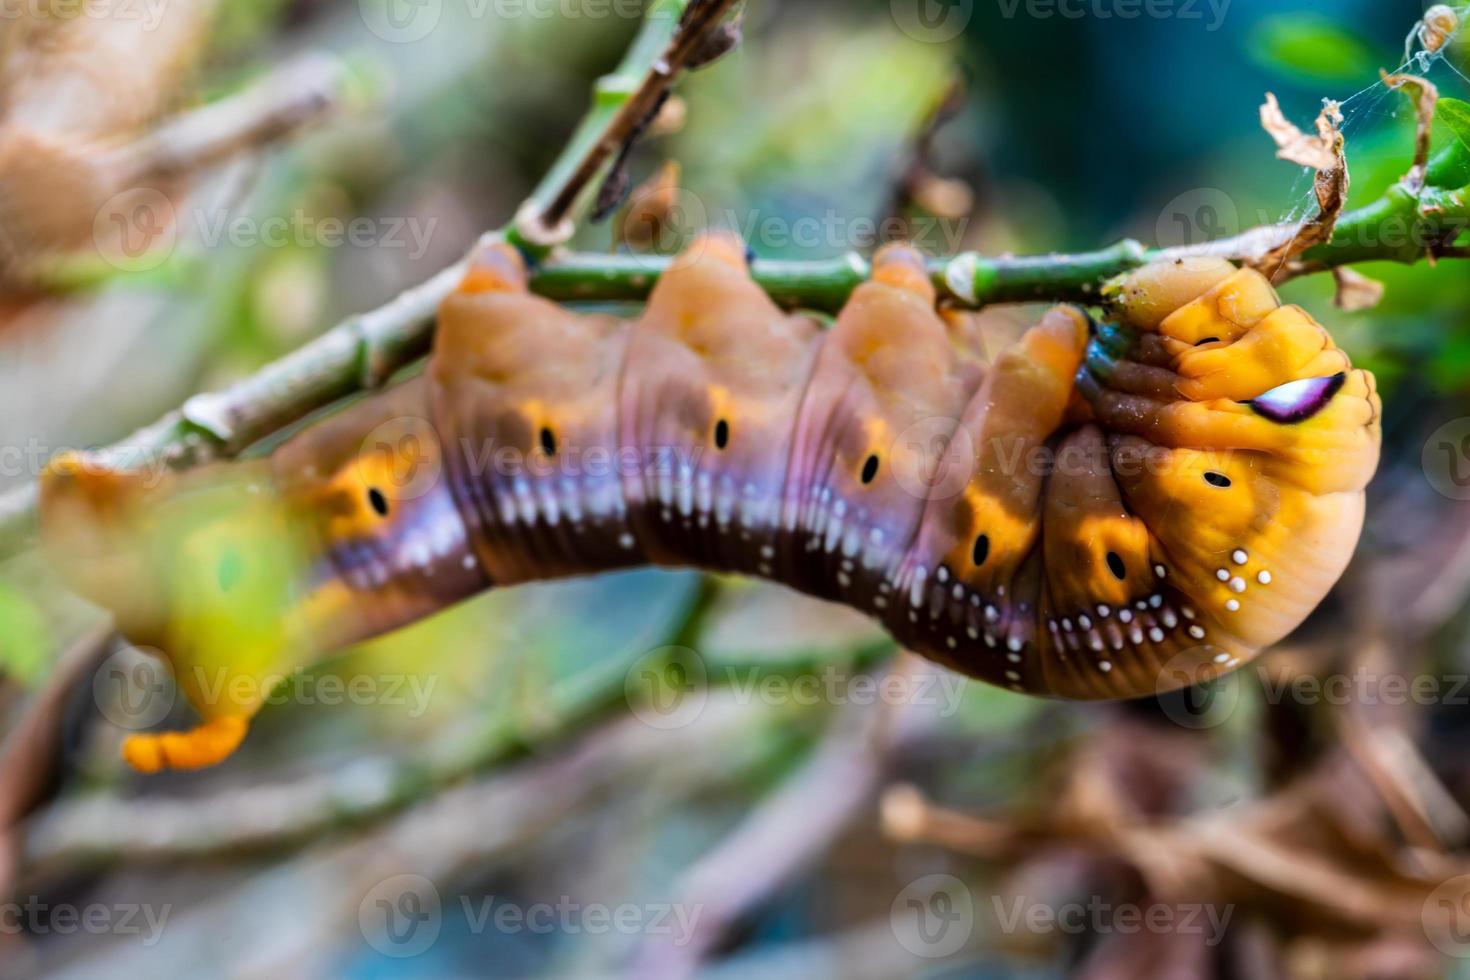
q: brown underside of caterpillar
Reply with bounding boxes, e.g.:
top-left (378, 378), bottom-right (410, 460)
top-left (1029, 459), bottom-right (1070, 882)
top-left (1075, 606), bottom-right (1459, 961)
top-left (38, 234), bottom-right (1382, 770)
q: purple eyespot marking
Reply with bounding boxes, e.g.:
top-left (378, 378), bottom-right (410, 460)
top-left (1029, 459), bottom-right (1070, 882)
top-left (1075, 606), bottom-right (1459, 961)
top-left (1248, 373), bottom-right (1346, 424)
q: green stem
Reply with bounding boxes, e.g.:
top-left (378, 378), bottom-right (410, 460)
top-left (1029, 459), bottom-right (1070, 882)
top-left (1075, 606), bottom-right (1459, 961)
top-left (529, 251), bottom-right (873, 312)
top-left (935, 240), bottom-right (1151, 307)
top-left (528, 240), bottom-right (1155, 312)
top-left (1302, 181), bottom-right (1469, 267)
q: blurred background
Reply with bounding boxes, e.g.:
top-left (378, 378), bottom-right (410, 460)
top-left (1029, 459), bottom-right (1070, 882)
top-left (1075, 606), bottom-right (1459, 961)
top-left (2, 0), bottom-right (1470, 977)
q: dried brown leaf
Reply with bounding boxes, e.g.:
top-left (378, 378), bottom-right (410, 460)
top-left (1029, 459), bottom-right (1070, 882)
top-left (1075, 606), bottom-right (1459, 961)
top-left (1254, 95), bottom-right (1348, 276)
top-left (1333, 267), bottom-right (1386, 312)
top-left (1260, 92), bottom-right (1343, 171)
top-left (1382, 72), bottom-right (1439, 191)
top-left (687, 15), bottom-right (743, 69)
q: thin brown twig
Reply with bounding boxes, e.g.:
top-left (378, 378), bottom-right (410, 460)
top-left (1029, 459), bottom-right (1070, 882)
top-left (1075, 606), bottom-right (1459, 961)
top-left (12, 693), bottom-right (781, 978)
top-left (4, 51), bottom-right (355, 288)
top-left (525, 0), bottom-right (742, 239)
top-left (1336, 712), bottom-right (1446, 857)
top-left (0, 624), bottom-right (116, 898)
top-left (113, 53), bottom-right (352, 186)
top-left (19, 696), bottom-right (717, 873)
top-left (629, 654), bottom-right (938, 979)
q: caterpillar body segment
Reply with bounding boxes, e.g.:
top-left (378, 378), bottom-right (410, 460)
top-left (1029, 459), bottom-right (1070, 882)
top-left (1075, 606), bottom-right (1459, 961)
top-left (783, 243), bottom-right (979, 614)
top-left (617, 233), bottom-right (823, 578)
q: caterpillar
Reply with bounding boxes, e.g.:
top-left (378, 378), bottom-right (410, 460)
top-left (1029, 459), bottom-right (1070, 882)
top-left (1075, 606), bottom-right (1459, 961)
top-left (39, 233), bottom-right (1382, 771)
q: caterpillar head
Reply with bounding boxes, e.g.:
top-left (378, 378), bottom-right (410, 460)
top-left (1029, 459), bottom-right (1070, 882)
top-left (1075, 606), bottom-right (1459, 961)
top-left (908, 255), bottom-right (1379, 698)
top-left (1046, 257), bottom-right (1380, 695)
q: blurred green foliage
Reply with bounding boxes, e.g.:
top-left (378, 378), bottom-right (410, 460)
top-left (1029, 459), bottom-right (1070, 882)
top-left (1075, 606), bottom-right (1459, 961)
top-left (0, 582), bottom-right (49, 687)
top-left (1249, 13), bottom-right (1376, 83)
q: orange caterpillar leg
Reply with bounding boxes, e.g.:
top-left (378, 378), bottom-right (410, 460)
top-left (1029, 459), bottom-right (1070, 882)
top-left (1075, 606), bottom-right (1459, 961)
top-left (122, 716), bottom-right (250, 773)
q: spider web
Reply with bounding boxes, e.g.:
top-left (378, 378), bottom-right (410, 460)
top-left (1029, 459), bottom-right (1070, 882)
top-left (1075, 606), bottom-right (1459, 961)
top-left (1272, 5), bottom-right (1470, 234)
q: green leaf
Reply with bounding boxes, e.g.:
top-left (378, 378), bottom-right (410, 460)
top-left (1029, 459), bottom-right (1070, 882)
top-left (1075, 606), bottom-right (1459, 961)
top-left (1440, 98), bottom-right (1470, 152)
top-left (1250, 15), bottom-right (1374, 83)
